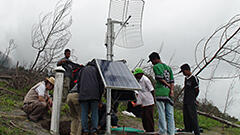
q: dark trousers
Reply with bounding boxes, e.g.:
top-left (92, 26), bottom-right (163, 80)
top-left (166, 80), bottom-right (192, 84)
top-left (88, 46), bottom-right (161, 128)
top-left (142, 105), bottom-right (154, 132)
top-left (22, 101), bottom-right (47, 121)
top-left (183, 104), bottom-right (200, 135)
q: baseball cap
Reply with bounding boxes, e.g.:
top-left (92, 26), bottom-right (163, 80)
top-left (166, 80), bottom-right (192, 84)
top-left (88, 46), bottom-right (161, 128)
top-left (147, 52), bottom-right (160, 63)
top-left (179, 64), bottom-right (191, 73)
top-left (133, 68), bottom-right (144, 75)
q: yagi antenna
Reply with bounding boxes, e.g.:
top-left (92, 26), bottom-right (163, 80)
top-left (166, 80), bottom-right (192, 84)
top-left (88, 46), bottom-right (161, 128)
top-left (105, 0), bottom-right (145, 61)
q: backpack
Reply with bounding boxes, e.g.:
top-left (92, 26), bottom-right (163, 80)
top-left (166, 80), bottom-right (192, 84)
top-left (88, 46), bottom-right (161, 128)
top-left (70, 64), bottom-right (84, 89)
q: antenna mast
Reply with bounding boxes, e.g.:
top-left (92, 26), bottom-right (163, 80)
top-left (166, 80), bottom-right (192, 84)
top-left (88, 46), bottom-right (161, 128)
top-left (106, 18), bottom-right (114, 61)
top-left (104, 0), bottom-right (145, 134)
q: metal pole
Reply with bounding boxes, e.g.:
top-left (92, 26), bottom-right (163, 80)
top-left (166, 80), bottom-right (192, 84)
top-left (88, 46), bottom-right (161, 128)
top-left (106, 88), bottom-right (111, 135)
top-left (106, 18), bottom-right (114, 135)
top-left (106, 18), bottom-right (114, 61)
top-left (50, 66), bottom-right (65, 135)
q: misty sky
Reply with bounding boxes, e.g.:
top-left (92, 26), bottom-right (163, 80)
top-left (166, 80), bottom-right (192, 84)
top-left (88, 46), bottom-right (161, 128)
top-left (0, 0), bottom-right (240, 119)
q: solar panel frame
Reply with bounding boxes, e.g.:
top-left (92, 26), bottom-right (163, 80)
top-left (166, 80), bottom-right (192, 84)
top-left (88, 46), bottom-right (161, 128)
top-left (95, 59), bottom-right (141, 91)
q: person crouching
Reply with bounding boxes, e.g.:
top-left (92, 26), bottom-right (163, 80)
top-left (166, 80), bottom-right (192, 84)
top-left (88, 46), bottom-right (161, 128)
top-left (22, 77), bottom-right (55, 122)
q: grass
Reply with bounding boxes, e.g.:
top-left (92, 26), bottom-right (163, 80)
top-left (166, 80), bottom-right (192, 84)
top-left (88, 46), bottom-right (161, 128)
top-left (198, 113), bottom-right (221, 129)
top-left (118, 102), bottom-right (127, 112)
top-left (0, 82), bottom-right (24, 112)
top-left (117, 102), bottom-right (240, 134)
top-left (0, 82), bottom-right (31, 135)
top-left (174, 109), bottom-right (222, 129)
top-left (0, 81), bottom-right (6, 87)
top-left (61, 103), bottom-right (70, 116)
top-left (174, 109), bottom-right (184, 129)
top-left (223, 127), bottom-right (240, 135)
top-left (0, 117), bottom-right (34, 135)
top-left (174, 109), bottom-right (240, 134)
top-left (1, 80), bottom-right (240, 135)
top-left (0, 96), bottom-right (20, 112)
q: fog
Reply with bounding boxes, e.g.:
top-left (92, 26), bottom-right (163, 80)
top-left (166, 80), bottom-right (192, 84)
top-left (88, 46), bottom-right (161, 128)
top-left (0, 0), bottom-right (240, 119)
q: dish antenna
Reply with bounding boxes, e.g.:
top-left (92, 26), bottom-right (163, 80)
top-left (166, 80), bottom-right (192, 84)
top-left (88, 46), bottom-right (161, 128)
top-left (105, 0), bottom-right (145, 61)
top-left (104, 0), bottom-right (145, 134)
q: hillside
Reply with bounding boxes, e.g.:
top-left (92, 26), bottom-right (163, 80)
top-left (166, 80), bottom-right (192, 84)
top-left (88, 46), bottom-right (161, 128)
top-left (1, 81), bottom-right (240, 135)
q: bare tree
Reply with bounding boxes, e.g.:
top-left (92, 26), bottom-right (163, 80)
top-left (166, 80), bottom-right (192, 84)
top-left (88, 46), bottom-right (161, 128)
top-left (70, 49), bottom-right (78, 62)
top-left (221, 77), bottom-right (237, 130)
top-left (175, 14), bottom-right (240, 101)
top-left (223, 78), bottom-right (236, 118)
top-left (30, 0), bottom-right (72, 71)
top-left (203, 60), bottom-right (219, 101)
top-left (0, 39), bottom-right (16, 67)
top-left (194, 14), bottom-right (240, 79)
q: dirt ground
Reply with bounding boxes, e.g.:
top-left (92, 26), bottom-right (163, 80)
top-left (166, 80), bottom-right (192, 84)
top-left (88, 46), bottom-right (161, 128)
top-left (1, 108), bottom-right (225, 135)
top-left (1, 108), bottom-right (145, 135)
top-left (0, 109), bottom-right (51, 135)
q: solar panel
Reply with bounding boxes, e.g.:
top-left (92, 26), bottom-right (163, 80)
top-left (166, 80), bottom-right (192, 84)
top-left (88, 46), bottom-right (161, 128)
top-left (95, 59), bottom-right (141, 90)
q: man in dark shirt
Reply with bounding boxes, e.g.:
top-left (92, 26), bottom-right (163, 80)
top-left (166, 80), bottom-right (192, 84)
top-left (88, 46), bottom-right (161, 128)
top-left (57, 49), bottom-right (74, 102)
top-left (78, 59), bottom-right (104, 135)
top-left (180, 64), bottom-right (200, 135)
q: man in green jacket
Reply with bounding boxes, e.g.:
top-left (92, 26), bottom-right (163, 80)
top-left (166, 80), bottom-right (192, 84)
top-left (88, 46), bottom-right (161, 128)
top-left (148, 52), bottom-right (175, 135)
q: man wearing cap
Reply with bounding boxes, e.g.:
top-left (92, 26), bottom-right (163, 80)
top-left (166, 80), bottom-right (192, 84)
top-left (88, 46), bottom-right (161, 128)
top-left (22, 77), bottom-right (55, 122)
top-left (148, 52), bottom-right (175, 135)
top-left (180, 64), bottom-right (200, 135)
top-left (133, 68), bottom-right (155, 133)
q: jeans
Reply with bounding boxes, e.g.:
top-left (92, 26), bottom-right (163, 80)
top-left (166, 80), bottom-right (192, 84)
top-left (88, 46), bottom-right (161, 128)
top-left (156, 101), bottom-right (175, 135)
top-left (80, 101), bottom-right (99, 133)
